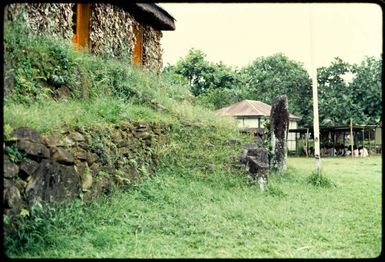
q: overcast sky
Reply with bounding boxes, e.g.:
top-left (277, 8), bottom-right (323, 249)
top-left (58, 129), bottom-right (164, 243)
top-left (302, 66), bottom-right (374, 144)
top-left (158, 3), bottom-right (382, 74)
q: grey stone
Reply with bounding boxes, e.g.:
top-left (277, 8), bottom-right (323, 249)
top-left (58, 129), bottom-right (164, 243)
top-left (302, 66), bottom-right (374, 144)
top-left (70, 132), bottom-right (85, 142)
top-left (42, 133), bottom-right (64, 147)
top-left (75, 161), bottom-right (88, 176)
top-left (81, 168), bottom-right (93, 191)
top-left (11, 127), bottom-right (42, 143)
top-left (4, 185), bottom-right (22, 209)
top-left (19, 159), bottom-right (40, 179)
top-left (25, 159), bottom-right (80, 205)
top-left (3, 155), bottom-right (19, 178)
top-left (50, 147), bottom-right (74, 164)
top-left (86, 152), bottom-right (98, 166)
top-left (239, 144), bottom-right (269, 190)
top-left (63, 136), bottom-right (75, 147)
top-left (73, 147), bottom-right (87, 160)
top-left (15, 140), bottom-right (50, 159)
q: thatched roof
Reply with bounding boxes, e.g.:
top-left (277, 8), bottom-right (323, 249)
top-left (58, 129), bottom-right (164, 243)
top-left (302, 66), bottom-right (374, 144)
top-left (215, 100), bottom-right (301, 120)
top-left (134, 3), bottom-right (175, 30)
top-left (109, 1), bottom-right (175, 30)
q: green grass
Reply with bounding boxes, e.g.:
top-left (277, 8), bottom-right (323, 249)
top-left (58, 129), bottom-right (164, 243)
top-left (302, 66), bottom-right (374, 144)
top-left (6, 156), bottom-right (381, 258)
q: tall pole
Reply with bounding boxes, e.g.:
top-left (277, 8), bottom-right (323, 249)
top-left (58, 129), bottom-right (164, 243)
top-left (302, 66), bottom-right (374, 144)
top-left (309, 5), bottom-right (321, 174)
top-left (350, 118), bottom-right (354, 158)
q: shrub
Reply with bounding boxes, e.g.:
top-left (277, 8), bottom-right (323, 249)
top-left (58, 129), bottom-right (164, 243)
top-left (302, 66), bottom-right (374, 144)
top-left (306, 171), bottom-right (336, 188)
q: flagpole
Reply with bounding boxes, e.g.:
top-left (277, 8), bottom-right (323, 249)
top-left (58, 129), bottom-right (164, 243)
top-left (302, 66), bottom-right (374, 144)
top-left (309, 5), bottom-right (321, 175)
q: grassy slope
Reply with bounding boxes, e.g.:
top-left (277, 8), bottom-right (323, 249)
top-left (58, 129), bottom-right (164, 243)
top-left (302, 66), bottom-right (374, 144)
top-left (8, 156), bottom-right (381, 259)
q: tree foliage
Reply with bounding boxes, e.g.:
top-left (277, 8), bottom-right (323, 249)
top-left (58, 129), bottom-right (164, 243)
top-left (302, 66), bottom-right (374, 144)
top-left (240, 53), bottom-right (313, 125)
top-left (163, 48), bottom-right (382, 127)
top-left (317, 56), bottom-right (382, 126)
top-left (163, 49), bottom-right (241, 97)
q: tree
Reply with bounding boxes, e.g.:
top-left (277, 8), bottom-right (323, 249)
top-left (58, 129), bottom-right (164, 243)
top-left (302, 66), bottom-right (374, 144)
top-left (240, 53), bottom-right (313, 126)
top-left (317, 57), bottom-right (353, 126)
top-left (350, 56), bottom-right (382, 125)
top-left (317, 56), bottom-right (382, 126)
top-left (162, 48), bottom-right (242, 97)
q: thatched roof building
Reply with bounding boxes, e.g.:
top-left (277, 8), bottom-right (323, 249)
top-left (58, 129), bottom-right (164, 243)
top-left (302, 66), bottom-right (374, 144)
top-left (5, 1), bottom-right (175, 72)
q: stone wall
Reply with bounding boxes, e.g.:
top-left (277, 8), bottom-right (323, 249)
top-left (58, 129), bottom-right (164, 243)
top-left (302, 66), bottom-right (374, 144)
top-left (3, 121), bottom-right (168, 224)
top-left (5, 3), bottom-right (74, 41)
top-left (142, 25), bottom-right (163, 72)
top-left (89, 3), bottom-right (137, 59)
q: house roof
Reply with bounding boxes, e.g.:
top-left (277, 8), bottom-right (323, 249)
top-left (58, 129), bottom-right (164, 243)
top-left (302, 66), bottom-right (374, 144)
top-left (215, 100), bottom-right (301, 120)
top-left (113, 2), bottom-right (175, 30)
top-left (135, 3), bottom-right (175, 30)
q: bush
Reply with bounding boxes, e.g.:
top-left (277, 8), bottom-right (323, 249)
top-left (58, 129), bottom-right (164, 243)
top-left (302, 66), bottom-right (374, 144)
top-left (306, 171), bottom-right (336, 188)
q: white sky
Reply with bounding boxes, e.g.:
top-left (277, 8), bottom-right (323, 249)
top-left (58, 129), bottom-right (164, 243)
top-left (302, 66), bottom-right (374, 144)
top-left (158, 3), bottom-right (382, 74)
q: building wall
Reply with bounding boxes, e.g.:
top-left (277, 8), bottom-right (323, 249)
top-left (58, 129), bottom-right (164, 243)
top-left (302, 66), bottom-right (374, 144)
top-left (142, 25), bottom-right (163, 72)
top-left (288, 120), bottom-right (298, 151)
top-left (89, 3), bottom-right (136, 59)
top-left (6, 3), bottom-right (74, 41)
top-left (236, 117), bottom-right (262, 129)
top-left (6, 3), bottom-right (164, 72)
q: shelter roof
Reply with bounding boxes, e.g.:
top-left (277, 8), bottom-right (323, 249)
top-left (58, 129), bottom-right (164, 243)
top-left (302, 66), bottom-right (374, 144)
top-left (105, 1), bottom-right (175, 30)
top-left (215, 100), bottom-right (301, 120)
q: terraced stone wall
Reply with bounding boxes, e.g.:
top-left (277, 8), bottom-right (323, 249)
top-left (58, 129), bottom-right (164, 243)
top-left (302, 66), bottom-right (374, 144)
top-left (3, 121), bottom-right (169, 226)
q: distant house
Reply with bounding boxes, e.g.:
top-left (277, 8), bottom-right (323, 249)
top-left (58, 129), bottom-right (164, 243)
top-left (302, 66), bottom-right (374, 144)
top-left (5, 2), bottom-right (175, 72)
top-left (215, 99), bottom-right (301, 151)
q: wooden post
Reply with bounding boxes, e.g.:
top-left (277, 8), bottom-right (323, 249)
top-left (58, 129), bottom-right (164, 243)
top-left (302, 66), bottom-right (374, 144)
top-left (72, 3), bottom-right (91, 49)
top-left (350, 118), bottom-right (354, 158)
top-left (362, 127), bottom-right (365, 154)
top-left (132, 25), bottom-right (143, 66)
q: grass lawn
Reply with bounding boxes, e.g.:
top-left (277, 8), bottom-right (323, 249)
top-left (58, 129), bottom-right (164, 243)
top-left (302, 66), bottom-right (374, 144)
top-left (6, 156), bottom-right (382, 258)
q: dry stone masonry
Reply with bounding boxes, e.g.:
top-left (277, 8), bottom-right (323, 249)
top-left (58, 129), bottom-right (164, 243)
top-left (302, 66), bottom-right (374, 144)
top-left (6, 3), bottom-right (74, 41)
top-left (3, 122), bottom-right (168, 223)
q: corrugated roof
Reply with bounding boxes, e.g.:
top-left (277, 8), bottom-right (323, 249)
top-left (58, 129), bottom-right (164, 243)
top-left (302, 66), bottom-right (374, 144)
top-left (215, 100), bottom-right (301, 120)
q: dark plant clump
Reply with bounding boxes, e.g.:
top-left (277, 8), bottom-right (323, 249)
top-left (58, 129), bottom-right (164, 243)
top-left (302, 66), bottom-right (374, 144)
top-left (306, 171), bottom-right (336, 188)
